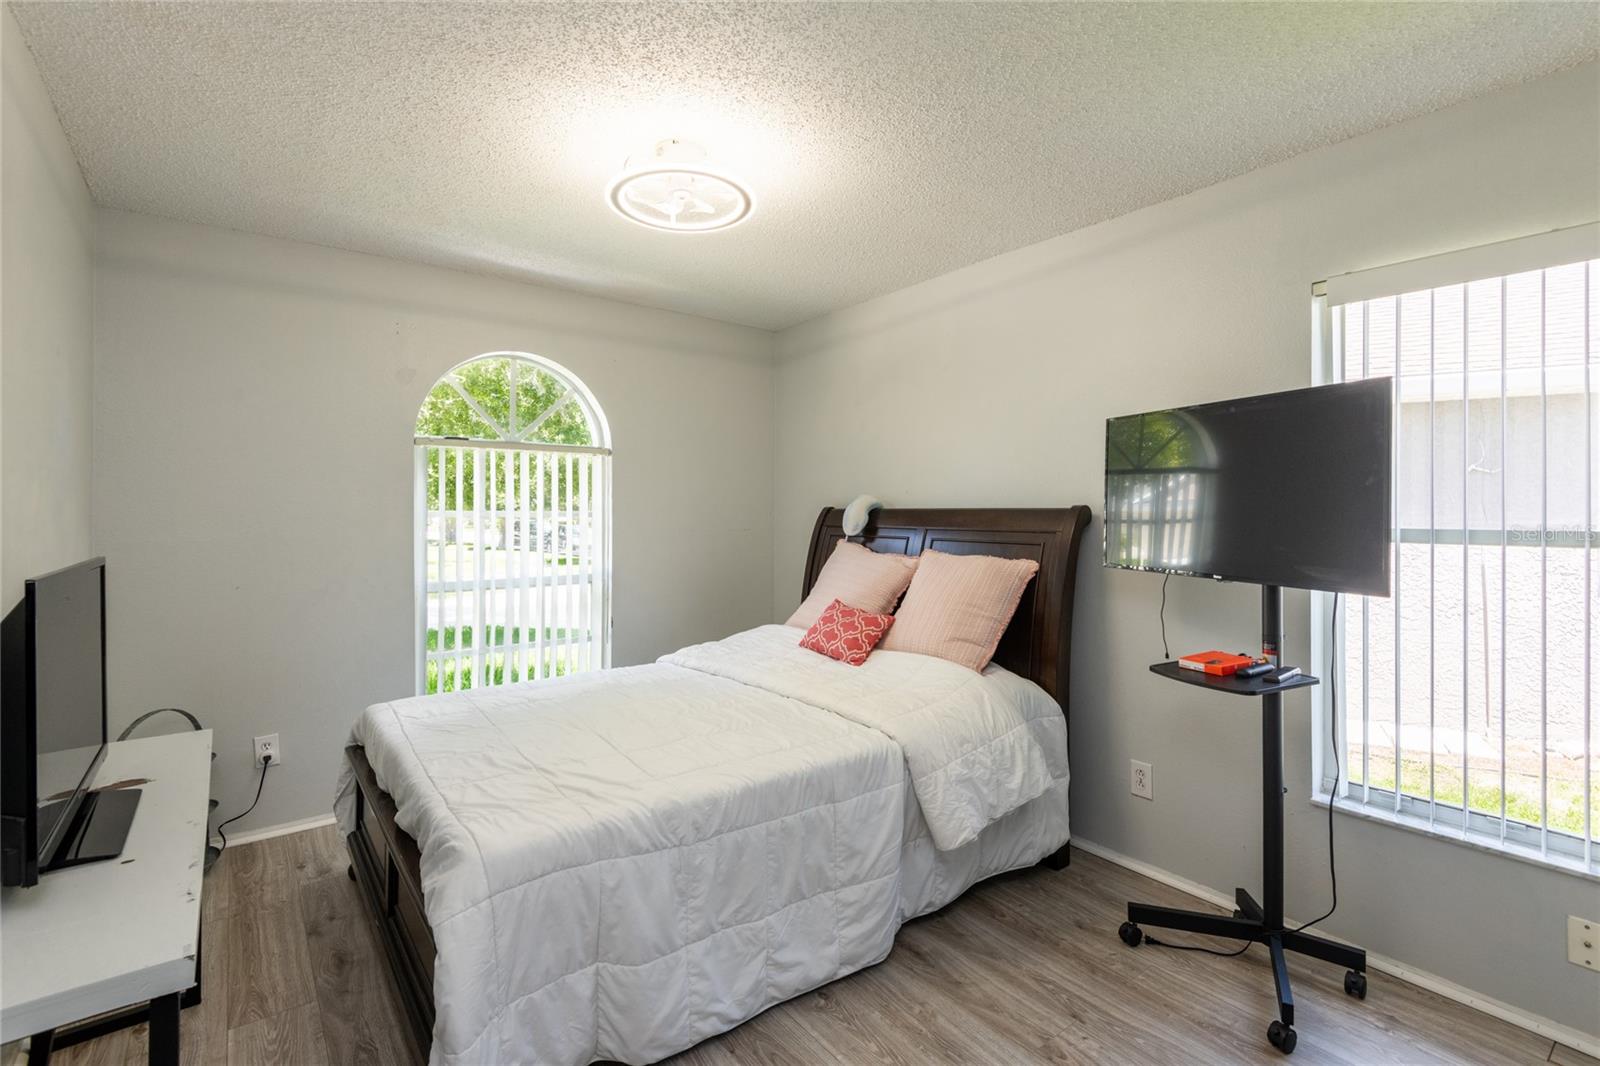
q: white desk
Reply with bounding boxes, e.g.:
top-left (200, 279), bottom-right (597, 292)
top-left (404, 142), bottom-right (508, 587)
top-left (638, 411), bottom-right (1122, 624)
top-left (1, 731), bottom-right (211, 1063)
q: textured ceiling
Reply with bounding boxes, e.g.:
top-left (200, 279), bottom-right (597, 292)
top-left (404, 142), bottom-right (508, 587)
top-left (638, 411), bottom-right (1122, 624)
top-left (9, 2), bottom-right (1597, 331)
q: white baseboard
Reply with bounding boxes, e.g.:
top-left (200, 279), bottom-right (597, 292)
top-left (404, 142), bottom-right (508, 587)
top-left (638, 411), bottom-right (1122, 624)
top-left (1071, 837), bottom-right (1600, 1060)
top-left (211, 812), bottom-right (336, 850)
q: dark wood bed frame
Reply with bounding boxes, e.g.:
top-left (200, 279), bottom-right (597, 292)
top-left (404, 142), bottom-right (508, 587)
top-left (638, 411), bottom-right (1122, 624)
top-left (344, 505), bottom-right (1092, 1057)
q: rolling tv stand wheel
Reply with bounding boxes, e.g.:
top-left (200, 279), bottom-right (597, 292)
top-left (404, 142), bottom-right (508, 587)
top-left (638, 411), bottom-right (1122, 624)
top-left (1344, 969), bottom-right (1367, 999)
top-left (1118, 921), bottom-right (1143, 947)
top-left (1267, 1020), bottom-right (1297, 1054)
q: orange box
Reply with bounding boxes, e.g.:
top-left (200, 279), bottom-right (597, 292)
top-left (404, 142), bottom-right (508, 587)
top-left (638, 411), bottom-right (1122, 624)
top-left (1177, 650), bottom-right (1254, 676)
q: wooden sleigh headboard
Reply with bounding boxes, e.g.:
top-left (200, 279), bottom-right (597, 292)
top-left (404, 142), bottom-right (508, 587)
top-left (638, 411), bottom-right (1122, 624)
top-left (802, 506), bottom-right (1092, 725)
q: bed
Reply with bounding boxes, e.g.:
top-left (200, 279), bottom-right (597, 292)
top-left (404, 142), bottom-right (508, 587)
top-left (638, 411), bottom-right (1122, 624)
top-left (335, 505), bottom-right (1091, 1065)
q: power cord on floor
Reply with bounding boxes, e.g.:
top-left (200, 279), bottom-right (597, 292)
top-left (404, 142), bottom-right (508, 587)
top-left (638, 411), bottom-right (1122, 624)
top-left (214, 753), bottom-right (273, 859)
top-left (1143, 594), bottom-right (1342, 957)
top-left (1142, 931), bottom-right (1254, 958)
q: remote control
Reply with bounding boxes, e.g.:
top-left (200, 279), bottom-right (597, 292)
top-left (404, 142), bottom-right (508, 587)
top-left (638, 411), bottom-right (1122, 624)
top-left (1268, 666), bottom-right (1301, 684)
top-left (1236, 662), bottom-right (1273, 679)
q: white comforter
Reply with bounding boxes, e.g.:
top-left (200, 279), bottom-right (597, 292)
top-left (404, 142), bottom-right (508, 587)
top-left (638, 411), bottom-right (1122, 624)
top-left (334, 625), bottom-right (1064, 1065)
top-left (662, 627), bottom-right (1056, 850)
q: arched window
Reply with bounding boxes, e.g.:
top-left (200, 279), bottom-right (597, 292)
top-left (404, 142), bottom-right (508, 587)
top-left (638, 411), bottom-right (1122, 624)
top-left (415, 353), bottom-right (611, 694)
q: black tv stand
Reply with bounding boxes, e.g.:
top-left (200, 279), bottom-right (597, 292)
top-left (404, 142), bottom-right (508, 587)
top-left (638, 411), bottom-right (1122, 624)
top-left (1119, 583), bottom-right (1367, 1056)
top-left (40, 787), bottom-right (141, 874)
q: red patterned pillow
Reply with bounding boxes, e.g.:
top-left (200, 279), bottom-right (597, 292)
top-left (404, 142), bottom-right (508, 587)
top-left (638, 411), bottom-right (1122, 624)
top-left (798, 598), bottom-right (895, 667)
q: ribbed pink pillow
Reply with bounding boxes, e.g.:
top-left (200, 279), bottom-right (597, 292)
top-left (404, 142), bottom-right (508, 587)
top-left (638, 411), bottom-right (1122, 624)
top-left (879, 550), bottom-right (1039, 672)
top-left (785, 540), bottom-right (919, 629)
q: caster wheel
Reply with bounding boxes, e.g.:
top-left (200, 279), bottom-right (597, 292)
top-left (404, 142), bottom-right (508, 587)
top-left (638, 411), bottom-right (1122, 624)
top-left (347, 864), bottom-right (357, 882)
top-left (1118, 921), bottom-right (1143, 947)
top-left (1267, 1020), bottom-right (1297, 1054)
top-left (1344, 970), bottom-right (1367, 999)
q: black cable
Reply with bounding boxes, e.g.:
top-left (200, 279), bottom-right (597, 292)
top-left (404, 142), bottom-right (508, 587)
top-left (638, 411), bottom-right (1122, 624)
top-left (1292, 593), bottom-right (1340, 934)
top-left (1159, 573), bottom-right (1171, 660)
top-left (1143, 932), bottom-right (1253, 958)
top-left (214, 754), bottom-right (272, 858)
top-left (1144, 572), bottom-right (1253, 961)
top-left (1144, 595), bottom-right (1342, 958)
top-left (116, 707), bottom-right (205, 740)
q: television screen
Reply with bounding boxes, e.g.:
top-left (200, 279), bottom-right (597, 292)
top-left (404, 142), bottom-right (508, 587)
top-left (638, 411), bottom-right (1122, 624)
top-left (1103, 379), bottom-right (1392, 596)
top-left (31, 560), bottom-right (108, 856)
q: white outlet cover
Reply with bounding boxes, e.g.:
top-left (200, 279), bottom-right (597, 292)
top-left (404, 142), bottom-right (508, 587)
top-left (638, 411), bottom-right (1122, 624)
top-left (1570, 915), bottom-right (1598, 971)
top-left (253, 733), bottom-right (282, 766)
top-left (1131, 760), bottom-right (1153, 800)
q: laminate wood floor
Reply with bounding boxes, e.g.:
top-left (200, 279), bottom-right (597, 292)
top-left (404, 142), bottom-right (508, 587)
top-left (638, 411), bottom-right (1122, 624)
top-left (37, 826), bottom-right (1596, 1065)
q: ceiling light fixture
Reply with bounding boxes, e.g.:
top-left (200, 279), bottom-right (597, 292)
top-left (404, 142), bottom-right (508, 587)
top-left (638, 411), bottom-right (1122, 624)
top-left (607, 139), bottom-right (752, 233)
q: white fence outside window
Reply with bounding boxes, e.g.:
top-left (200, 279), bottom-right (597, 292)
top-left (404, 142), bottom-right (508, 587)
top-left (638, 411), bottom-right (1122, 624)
top-left (1315, 227), bottom-right (1596, 874)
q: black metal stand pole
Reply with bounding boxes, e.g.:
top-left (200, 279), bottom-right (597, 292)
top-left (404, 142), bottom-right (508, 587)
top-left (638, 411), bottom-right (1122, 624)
top-left (1262, 583), bottom-right (1284, 930)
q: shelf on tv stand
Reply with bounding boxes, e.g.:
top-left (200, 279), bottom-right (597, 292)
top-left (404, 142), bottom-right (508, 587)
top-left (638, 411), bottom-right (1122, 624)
top-left (1149, 660), bottom-right (1320, 697)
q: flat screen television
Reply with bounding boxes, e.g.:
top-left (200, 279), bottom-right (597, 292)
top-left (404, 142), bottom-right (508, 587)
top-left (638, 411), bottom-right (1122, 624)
top-left (2, 557), bottom-right (139, 887)
top-left (1103, 379), bottom-right (1393, 597)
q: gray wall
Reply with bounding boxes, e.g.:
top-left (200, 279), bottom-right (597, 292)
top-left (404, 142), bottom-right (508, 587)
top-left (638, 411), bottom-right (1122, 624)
top-left (773, 63), bottom-right (1600, 1037)
top-left (2, 9), bottom-right (94, 607)
top-left (92, 209), bottom-right (776, 836)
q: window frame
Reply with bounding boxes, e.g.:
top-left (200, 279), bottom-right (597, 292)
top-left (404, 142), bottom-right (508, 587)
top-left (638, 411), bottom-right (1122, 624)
top-left (1311, 226), bottom-right (1597, 880)
top-left (412, 352), bottom-right (613, 696)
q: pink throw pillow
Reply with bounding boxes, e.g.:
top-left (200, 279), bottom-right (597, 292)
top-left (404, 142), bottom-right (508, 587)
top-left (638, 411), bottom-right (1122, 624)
top-left (878, 550), bottom-right (1039, 672)
top-left (785, 540), bottom-right (918, 630)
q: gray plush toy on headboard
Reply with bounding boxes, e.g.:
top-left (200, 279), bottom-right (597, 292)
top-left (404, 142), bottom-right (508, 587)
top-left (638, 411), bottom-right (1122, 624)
top-left (842, 494), bottom-right (882, 537)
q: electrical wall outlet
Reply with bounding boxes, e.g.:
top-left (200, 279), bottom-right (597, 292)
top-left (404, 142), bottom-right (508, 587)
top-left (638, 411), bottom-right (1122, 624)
top-left (1570, 916), bottom-right (1598, 971)
top-left (253, 734), bottom-right (281, 767)
top-left (1130, 760), bottom-right (1153, 800)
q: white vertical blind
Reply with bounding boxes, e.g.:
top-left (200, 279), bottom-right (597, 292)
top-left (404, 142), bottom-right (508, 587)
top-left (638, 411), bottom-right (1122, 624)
top-left (1391, 300), bottom-right (1404, 816)
top-left (453, 446), bottom-right (465, 688)
top-left (1586, 262), bottom-right (1595, 868)
top-left (567, 453), bottom-right (577, 673)
top-left (584, 455), bottom-right (594, 670)
top-left (418, 440), bottom-right (610, 693)
top-left (413, 445), bottom-right (429, 695)
top-left (1324, 250), bottom-right (1598, 872)
top-left (534, 449), bottom-right (546, 677)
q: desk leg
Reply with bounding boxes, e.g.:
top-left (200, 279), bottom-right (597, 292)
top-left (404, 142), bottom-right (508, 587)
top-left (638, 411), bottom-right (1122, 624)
top-left (26, 1029), bottom-right (54, 1066)
top-left (147, 993), bottom-right (180, 1066)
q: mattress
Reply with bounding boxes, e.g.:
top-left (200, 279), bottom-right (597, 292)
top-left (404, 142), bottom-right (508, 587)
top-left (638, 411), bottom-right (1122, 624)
top-left (334, 625), bottom-right (1070, 1065)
